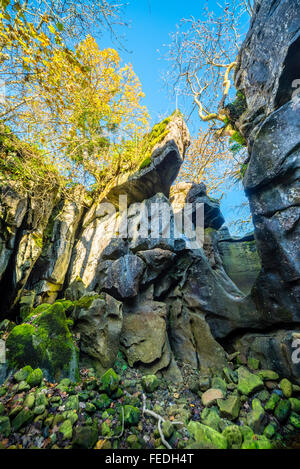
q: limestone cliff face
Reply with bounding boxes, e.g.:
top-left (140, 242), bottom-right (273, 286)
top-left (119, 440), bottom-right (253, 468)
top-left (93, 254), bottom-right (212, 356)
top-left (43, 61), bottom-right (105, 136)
top-left (234, 0), bottom-right (300, 324)
top-left (1, 13), bottom-right (300, 387)
top-left (0, 112), bottom-right (264, 382)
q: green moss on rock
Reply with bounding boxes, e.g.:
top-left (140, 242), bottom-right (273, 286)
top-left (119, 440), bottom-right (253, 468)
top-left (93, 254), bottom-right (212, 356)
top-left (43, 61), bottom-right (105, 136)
top-left (187, 421), bottom-right (228, 449)
top-left (6, 301), bottom-right (79, 383)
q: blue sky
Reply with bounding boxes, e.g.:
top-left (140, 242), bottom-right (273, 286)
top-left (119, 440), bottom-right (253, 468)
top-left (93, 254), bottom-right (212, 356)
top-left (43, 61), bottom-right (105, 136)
top-left (101, 0), bottom-right (252, 235)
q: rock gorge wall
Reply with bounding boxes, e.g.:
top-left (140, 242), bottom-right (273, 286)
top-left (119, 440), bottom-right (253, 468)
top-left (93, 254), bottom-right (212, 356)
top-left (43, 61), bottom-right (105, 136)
top-left (0, 0), bottom-right (299, 385)
top-left (232, 0), bottom-right (300, 377)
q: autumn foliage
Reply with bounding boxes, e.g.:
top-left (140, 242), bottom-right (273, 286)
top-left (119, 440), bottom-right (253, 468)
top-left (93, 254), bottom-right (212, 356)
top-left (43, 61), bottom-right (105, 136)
top-left (0, 1), bottom-right (150, 191)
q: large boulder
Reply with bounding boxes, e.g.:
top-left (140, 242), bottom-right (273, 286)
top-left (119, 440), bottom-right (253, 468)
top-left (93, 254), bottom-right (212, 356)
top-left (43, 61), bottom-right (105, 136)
top-left (6, 302), bottom-right (79, 382)
top-left (120, 289), bottom-right (171, 373)
top-left (234, 329), bottom-right (300, 385)
top-left (75, 293), bottom-right (123, 373)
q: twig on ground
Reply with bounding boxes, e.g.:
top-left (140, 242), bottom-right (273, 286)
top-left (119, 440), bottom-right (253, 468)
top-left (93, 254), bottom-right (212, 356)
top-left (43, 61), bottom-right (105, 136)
top-left (142, 393), bottom-right (184, 450)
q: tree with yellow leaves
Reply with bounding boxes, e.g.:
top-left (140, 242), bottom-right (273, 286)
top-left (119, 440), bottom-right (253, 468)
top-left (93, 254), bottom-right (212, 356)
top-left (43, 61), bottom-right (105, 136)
top-left (0, 1), bottom-right (150, 188)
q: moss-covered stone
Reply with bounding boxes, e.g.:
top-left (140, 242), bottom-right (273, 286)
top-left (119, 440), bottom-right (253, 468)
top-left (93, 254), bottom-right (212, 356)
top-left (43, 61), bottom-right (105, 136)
top-left (237, 367), bottom-right (264, 396)
top-left (274, 400), bottom-right (291, 423)
top-left (264, 423), bottom-right (277, 439)
top-left (242, 435), bottom-right (272, 450)
top-left (13, 365), bottom-right (33, 382)
top-left (92, 394), bottom-right (111, 410)
top-left (0, 416), bottom-right (11, 436)
top-left (239, 425), bottom-right (254, 441)
top-left (62, 411), bottom-right (78, 425)
top-left (26, 368), bottom-right (43, 388)
top-left (59, 419), bottom-right (73, 440)
top-left (247, 357), bottom-right (260, 370)
top-left (0, 386), bottom-right (7, 397)
top-left (279, 379), bottom-right (293, 398)
top-left (65, 395), bottom-right (79, 411)
top-left (56, 378), bottom-right (71, 392)
top-left (247, 399), bottom-right (266, 434)
top-left (123, 405), bottom-right (140, 427)
top-left (99, 369), bottom-right (120, 395)
top-left (265, 393), bottom-right (280, 412)
top-left (212, 377), bottom-right (227, 395)
top-left (201, 407), bottom-right (221, 431)
top-left (289, 398), bottom-right (300, 413)
top-left (72, 426), bottom-right (98, 449)
top-left (257, 370), bottom-right (279, 381)
top-left (162, 420), bottom-right (174, 439)
top-left (217, 395), bottom-right (240, 421)
top-left (12, 408), bottom-right (34, 431)
top-left (289, 412), bottom-right (300, 429)
top-left (222, 425), bottom-right (243, 449)
top-left (187, 421), bottom-right (228, 449)
top-left (6, 302), bottom-right (79, 382)
top-left (142, 375), bottom-right (160, 393)
top-left (127, 434), bottom-right (143, 449)
top-left (256, 390), bottom-right (270, 402)
top-left (24, 392), bottom-right (35, 409)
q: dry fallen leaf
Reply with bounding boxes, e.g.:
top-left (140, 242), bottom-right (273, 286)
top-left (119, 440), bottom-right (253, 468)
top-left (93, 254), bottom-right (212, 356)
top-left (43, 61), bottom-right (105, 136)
top-left (95, 439), bottom-right (106, 450)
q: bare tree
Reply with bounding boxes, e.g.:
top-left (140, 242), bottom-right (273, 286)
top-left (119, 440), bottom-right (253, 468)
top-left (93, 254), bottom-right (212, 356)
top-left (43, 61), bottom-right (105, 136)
top-left (166, 0), bottom-right (253, 137)
top-left (177, 127), bottom-right (245, 198)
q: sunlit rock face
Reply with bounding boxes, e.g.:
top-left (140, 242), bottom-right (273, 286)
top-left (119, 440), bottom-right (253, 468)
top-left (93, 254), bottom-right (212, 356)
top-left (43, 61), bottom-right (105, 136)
top-left (235, 0), bottom-right (300, 324)
top-left (1, 55), bottom-right (299, 384)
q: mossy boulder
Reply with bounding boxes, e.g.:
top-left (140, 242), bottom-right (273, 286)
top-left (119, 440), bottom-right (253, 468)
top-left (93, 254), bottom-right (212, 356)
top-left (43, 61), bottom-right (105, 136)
top-left (72, 426), bottom-right (98, 449)
top-left (65, 395), bottom-right (79, 412)
top-left (264, 423), bottom-right (277, 439)
top-left (247, 357), bottom-right (260, 370)
top-left (265, 393), bottom-right (280, 412)
top-left (6, 302), bottom-right (79, 382)
top-left (99, 369), bottom-right (120, 395)
top-left (242, 435), bottom-right (272, 450)
top-left (222, 425), bottom-right (243, 449)
top-left (274, 400), bottom-right (291, 423)
top-left (187, 421), bottom-right (228, 449)
top-left (289, 398), bottom-right (300, 413)
top-left (92, 394), bottom-right (111, 410)
top-left (142, 374), bottom-right (160, 393)
top-left (240, 425), bottom-right (254, 441)
top-left (211, 377), bottom-right (227, 395)
top-left (13, 365), bottom-right (33, 382)
top-left (0, 416), bottom-right (11, 436)
top-left (127, 434), bottom-right (143, 449)
top-left (201, 407), bottom-right (221, 431)
top-left (217, 395), bottom-right (240, 421)
top-left (162, 420), bottom-right (174, 439)
top-left (247, 399), bottom-right (266, 434)
top-left (279, 379), bottom-right (293, 398)
top-left (59, 419), bottom-right (73, 440)
top-left (257, 370), bottom-right (279, 381)
top-left (237, 367), bottom-right (264, 396)
top-left (123, 405), bottom-right (140, 427)
top-left (26, 368), bottom-right (43, 388)
top-left (12, 408), bottom-right (34, 431)
top-left (289, 412), bottom-right (300, 429)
